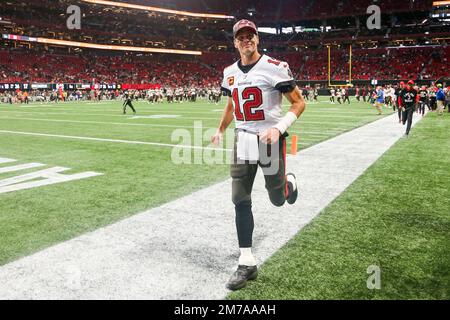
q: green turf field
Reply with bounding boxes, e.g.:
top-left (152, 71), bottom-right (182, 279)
top-left (0, 97), bottom-right (390, 266)
top-left (228, 111), bottom-right (450, 300)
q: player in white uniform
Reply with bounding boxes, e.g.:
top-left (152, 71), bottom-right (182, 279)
top-left (166, 87), bottom-right (174, 103)
top-left (330, 88), bottom-right (336, 103)
top-left (147, 89), bottom-right (155, 104)
top-left (336, 88), bottom-right (342, 104)
top-left (211, 19), bottom-right (306, 291)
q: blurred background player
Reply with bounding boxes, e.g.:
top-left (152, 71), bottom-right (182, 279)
top-left (436, 84), bottom-right (446, 116)
top-left (400, 80), bottom-right (419, 136)
top-left (342, 87), bottom-right (350, 104)
top-left (336, 88), bottom-right (342, 104)
top-left (385, 85), bottom-right (394, 109)
top-left (395, 82), bottom-right (405, 123)
top-left (374, 85), bottom-right (384, 115)
top-left (302, 87), bottom-right (309, 101)
top-left (446, 86), bottom-right (450, 113)
top-left (313, 86), bottom-right (319, 102)
top-left (418, 85), bottom-right (428, 116)
top-left (428, 84), bottom-right (437, 111)
top-left (166, 87), bottom-right (174, 103)
top-left (330, 87), bottom-right (336, 104)
top-left (362, 86), bottom-right (368, 103)
top-left (122, 91), bottom-right (136, 115)
top-left (308, 86), bottom-right (314, 101)
top-left (355, 86), bottom-right (360, 102)
top-left (147, 89), bottom-right (155, 104)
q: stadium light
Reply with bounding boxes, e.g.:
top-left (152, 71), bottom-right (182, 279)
top-left (257, 27), bottom-right (277, 34)
top-left (433, 1), bottom-right (450, 5)
top-left (82, 0), bottom-right (234, 19)
top-left (2, 34), bottom-right (202, 55)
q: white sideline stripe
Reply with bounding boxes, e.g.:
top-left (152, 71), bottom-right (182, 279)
top-left (0, 163), bottom-right (45, 174)
top-left (0, 112), bottom-right (424, 299)
top-left (0, 130), bottom-right (232, 152)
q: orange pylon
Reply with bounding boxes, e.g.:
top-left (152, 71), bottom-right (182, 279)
top-left (290, 135), bottom-right (298, 155)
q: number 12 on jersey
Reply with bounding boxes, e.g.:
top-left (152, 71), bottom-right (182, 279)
top-left (232, 87), bottom-right (265, 121)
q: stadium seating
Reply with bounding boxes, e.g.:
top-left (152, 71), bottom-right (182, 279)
top-left (1, 45), bottom-right (448, 86)
top-left (1, 0), bottom-right (448, 87)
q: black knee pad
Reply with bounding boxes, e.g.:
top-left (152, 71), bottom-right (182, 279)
top-left (231, 163), bottom-right (253, 206)
top-left (232, 175), bottom-right (252, 206)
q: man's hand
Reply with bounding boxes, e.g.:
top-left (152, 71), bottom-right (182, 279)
top-left (211, 129), bottom-right (223, 146)
top-left (259, 128), bottom-right (281, 144)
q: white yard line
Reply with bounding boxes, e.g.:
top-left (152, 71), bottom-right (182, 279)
top-left (0, 116), bottom-right (213, 129)
top-left (0, 130), bottom-right (232, 152)
top-left (0, 107), bottom-right (377, 116)
top-left (0, 111), bottom-right (368, 126)
top-left (0, 112), bottom-right (424, 299)
top-left (0, 117), bottom-right (336, 139)
top-left (0, 163), bottom-right (46, 174)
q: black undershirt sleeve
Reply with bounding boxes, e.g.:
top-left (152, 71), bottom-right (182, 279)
top-left (220, 86), bottom-right (231, 97)
top-left (275, 80), bottom-right (296, 93)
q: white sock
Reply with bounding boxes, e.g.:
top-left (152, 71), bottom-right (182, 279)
top-left (238, 248), bottom-right (257, 266)
top-left (287, 174), bottom-right (297, 191)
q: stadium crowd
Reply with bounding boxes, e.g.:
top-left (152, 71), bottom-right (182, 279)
top-left (1, 45), bottom-right (447, 85)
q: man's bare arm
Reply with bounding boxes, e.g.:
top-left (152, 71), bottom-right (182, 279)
top-left (284, 86), bottom-right (306, 118)
top-left (211, 96), bottom-right (234, 145)
top-left (260, 86), bottom-right (306, 144)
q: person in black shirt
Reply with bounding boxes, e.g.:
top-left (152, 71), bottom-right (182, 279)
top-left (122, 92), bottom-right (136, 115)
top-left (342, 87), bottom-right (350, 104)
top-left (302, 88), bottom-right (309, 101)
top-left (418, 86), bottom-right (428, 116)
top-left (399, 80), bottom-right (418, 136)
top-left (395, 82), bottom-right (405, 123)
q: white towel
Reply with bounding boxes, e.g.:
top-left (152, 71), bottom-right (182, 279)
top-left (236, 131), bottom-right (259, 161)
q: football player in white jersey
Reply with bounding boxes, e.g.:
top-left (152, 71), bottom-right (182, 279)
top-left (211, 19), bottom-right (306, 291)
top-left (330, 87), bottom-right (336, 104)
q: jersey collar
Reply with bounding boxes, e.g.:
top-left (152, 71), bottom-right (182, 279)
top-left (237, 54), bottom-right (264, 74)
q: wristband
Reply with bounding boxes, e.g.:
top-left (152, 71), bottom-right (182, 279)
top-left (274, 111), bottom-right (297, 134)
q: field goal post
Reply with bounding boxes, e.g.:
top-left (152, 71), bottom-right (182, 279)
top-left (328, 45), bottom-right (353, 88)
